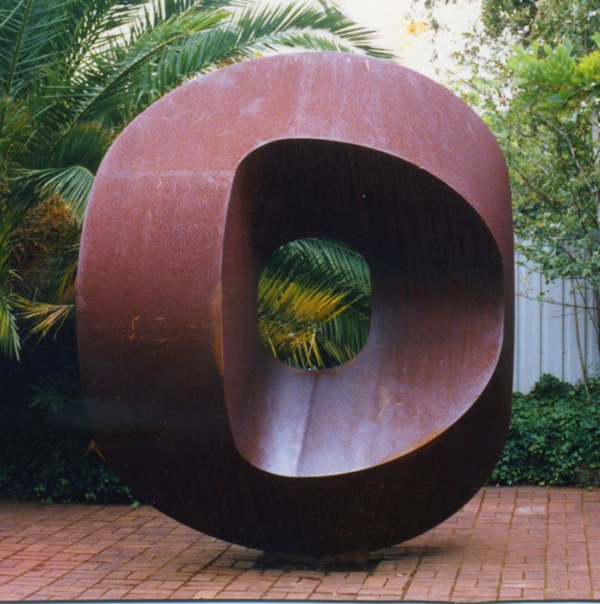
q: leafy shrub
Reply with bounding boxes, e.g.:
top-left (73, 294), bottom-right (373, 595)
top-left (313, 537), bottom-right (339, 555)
top-left (3, 352), bottom-right (600, 501)
top-left (0, 331), bottom-right (137, 505)
top-left (0, 387), bottom-right (137, 504)
top-left (0, 434), bottom-right (136, 505)
top-left (490, 373), bottom-right (600, 486)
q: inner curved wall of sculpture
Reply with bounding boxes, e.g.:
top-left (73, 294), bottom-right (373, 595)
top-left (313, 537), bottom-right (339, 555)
top-left (224, 139), bottom-right (504, 477)
top-left (77, 52), bottom-right (514, 555)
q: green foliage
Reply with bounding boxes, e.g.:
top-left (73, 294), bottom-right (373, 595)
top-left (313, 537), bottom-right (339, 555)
top-left (0, 332), bottom-right (136, 504)
top-left (485, 81), bottom-right (600, 290)
top-left (0, 409), bottom-right (136, 505)
top-left (425, 0), bottom-right (600, 54)
top-left (500, 37), bottom-right (600, 353)
top-left (0, 434), bottom-right (137, 504)
top-left (521, 0), bottom-right (600, 54)
top-left (29, 371), bottom-right (81, 415)
top-left (0, 203), bottom-right (21, 359)
top-left (3, 340), bottom-right (599, 499)
top-left (490, 374), bottom-right (600, 486)
top-left (0, 0), bottom-right (392, 360)
top-left (508, 35), bottom-right (600, 109)
top-left (413, 0), bottom-right (600, 361)
top-left (258, 238), bottom-right (371, 369)
top-left (480, 0), bottom-right (537, 43)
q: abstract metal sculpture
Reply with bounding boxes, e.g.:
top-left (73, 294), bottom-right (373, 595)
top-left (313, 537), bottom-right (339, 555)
top-left (77, 52), bottom-right (513, 557)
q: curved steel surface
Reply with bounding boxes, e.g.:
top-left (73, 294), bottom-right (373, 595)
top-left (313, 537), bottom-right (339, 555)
top-left (77, 52), bottom-right (513, 555)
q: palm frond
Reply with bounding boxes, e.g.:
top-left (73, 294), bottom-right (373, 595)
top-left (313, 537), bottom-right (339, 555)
top-left (0, 95), bottom-right (34, 172)
top-left (142, 0), bottom-right (243, 28)
top-left (47, 256), bottom-right (77, 305)
top-left (30, 370), bottom-right (81, 414)
top-left (0, 203), bottom-right (22, 359)
top-left (20, 123), bottom-right (111, 220)
top-left (0, 282), bottom-right (20, 359)
top-left (258, 238), bottom-right (371, 369)
top-left (7, 196), bottom-right (78, 346)
top-left (0, 0), bottom-right (69, 98)
top-left (13, 295), bottom-right (74, 340)
top-left (28, 166), bottom-right (94, 221)
top-left (59, 0), bottom-right (149, 63)
top-left (60, 0), bottom-right (392, 130)
top-left (227, 0), bottom-right (393, 59)
top-left (25, 246), bottom-right (79, 307)
top-left (64, 5), bottom-right (228, 126)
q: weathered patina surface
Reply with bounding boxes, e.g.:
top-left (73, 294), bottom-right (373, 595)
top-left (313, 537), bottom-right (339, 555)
top-left (77, 52), bottom-right (513, 555)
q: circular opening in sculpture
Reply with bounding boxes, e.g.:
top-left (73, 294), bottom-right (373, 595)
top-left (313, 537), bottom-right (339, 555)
top-left (257, 237), bottom-right (372, 370)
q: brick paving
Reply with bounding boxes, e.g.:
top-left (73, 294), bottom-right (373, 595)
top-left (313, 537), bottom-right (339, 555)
top-left (0, 486), bottom-right (599, 601)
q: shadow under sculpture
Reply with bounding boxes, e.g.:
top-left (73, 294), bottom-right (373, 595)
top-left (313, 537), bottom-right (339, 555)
top-left (77, 52), bottom-right (514, 557)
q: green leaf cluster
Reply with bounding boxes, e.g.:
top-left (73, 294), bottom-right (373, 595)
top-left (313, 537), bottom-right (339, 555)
top-left (508, 34), bottom-right (600, 108)
top-left (258, 238), bottom-right (371, 369)
top-left (0, 0), bottom-right (392, 360)
top-left (29, 371), bottom-right (81, 415)
top-left (4, 368), bottom-right (600, 502)
top-left (0, 436), bottom-right (137, 504)
top-left (490, 374), bottom-right (600, 486)
top-left (414, 0), bottom-right (600, 360)
top-left (0, 339), bottom-right (136, 503)
top-left (487, 96), bottom-right (600, 288)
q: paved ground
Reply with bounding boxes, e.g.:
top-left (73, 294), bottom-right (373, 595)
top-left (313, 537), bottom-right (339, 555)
top-left (1, 486), bottom-right (599, 601)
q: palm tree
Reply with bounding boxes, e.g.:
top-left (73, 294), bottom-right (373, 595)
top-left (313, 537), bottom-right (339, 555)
top-left (0, 0), bottom-right (392, 360)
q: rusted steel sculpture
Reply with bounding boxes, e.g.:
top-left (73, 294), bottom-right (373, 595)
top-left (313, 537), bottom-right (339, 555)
top-left (77, 52), bottom-right (513, 556)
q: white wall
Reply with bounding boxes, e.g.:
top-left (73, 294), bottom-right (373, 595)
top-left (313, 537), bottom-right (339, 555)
top-left (513, 251), bottom-right (599, 393)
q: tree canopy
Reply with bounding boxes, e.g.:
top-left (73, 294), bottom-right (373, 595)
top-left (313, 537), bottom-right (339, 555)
top-left (414, 0), bottom-right (600, 353)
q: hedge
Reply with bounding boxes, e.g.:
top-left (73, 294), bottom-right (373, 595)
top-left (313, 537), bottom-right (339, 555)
top-left (489, 373), bottom-right (600, 486)
top-left (0, 397), bottom-right (136, 504)
top-left (1, 372), bottom-right (599, 503)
